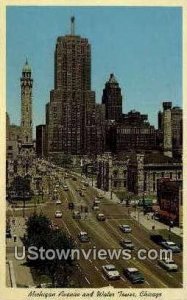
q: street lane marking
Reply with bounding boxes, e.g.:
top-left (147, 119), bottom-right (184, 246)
top-left (61, 219), bottom-right (71, 235)
top-left (166, 273), bottom-right (173, 278)
top-left (89, 259), bottom-right (92, 263)
top-left (121, 277), bottom-right (125, 282)
top-left (94, 266), bottom-right (99, 271)
top-left (102, 274), bottom-right (107, 281)
top-left (85, 277), bottom-right (90, 284)
top-left (145, 280), bottom-right (150, 286)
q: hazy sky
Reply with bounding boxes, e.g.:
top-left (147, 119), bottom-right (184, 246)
top-left (7, 6), bottom-right (182, 132)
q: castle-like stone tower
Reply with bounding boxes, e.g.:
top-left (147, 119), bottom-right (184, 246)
top-left (20, 59), bottom-right (33, 144)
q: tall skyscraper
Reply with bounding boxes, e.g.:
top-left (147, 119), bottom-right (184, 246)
top-left (46, 17), bottom-right (95, 155)
top-left (102, 73), bottom-right (122, 122)
top-left (158, 102), bottom-right (182, 159)
top-left (20, 59), bottom-right (33, 144)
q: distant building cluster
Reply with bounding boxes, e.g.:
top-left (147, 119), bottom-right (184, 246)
top-left (6, 18), bottom-right (183, 209)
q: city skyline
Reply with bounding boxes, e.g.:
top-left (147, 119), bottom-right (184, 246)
top-left (7, 6), bottom-right (182, 133)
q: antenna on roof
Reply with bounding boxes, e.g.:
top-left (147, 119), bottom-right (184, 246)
top-left (71, 16), bottom-right (75, 35)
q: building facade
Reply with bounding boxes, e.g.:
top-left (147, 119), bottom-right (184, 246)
top-left (106, 110), bottom-right (159, 153)
top-left (20, 59), bottom-right (33, 144)
top-left (102, 73), bottom-right (123, 122)
top-left (158, 102), bottom-right (182, 159)
top-left (157, 179), bottom-right (182, 227)
top-left (97, 152), bottom-right (182, 197)
top-left (46, 17), bottom-right (96, 155)
top-left (36, 125), bottom-right (47, 157)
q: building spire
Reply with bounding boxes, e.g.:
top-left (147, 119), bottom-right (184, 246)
top-left (71, 16), bottom-right (75, 35)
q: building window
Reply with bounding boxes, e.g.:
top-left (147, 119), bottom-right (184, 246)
top-left (161, 172), bottom-right (164, 178)
top-left (8, 146), bottom-right (13, 150)
top-left (170, 172), bottom-right (173, 179)
top-left (124, 181), bottom-right (126, 187)
top-left (178, 172), bottom-right (181, 179)
top-left (153, 182), bottom-right (156, 192)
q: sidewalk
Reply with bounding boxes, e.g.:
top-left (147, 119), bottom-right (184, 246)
top-left (131, 210), bottom-right (183, 237)
top-left (6, 216), bottom-right (35, 287)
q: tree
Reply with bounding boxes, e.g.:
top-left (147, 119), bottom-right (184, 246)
top-left (25, 213), bottom-right (75, 287)
top-left (50, 153), bottom-right (73, 168)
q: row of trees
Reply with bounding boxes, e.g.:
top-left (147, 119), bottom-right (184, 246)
top-left (50, 153), bottom-right (73, 168)
top-left (24, 213), bottom-right (76, 287)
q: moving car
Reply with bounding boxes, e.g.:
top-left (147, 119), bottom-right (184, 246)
top-left (73, 211), bottom-right (81, 220)
top-left (123, 267), bottom-right (144, 284)
top-left (97, 213), bottom-right (106, 221)
top-left (150, 234), bottom-right (166, 245)
top-left (102, 264), bottom-right (120, 280)
top-left (94, 198), bottom-right (100, 205)
top-left (158, 259), bottom-right (178, 271)
top-left (63, 185), bottom-right (69, 191)
top-left (56, 199), bottom-right (61, 204)
top-left (78, 231), bottom-right (90, 243)
top-left (120, 239), bottom-right (134, 250)
top-left (92, 204), bottom-right (100, 211)
top-left (161, 241), bottom-right (181, 253)
top-left (119, 224), bottom-right (132, 233)
top-left (55, 210), bottom-right (62, 218)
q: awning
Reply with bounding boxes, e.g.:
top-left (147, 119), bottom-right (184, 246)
top-left (158, 210), bottom-right (177, 220)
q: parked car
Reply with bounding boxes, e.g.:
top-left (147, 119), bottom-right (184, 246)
top-left (79, 191), bottom-right (85, 197)
top-left (81, 186), bottom-right (86, 191)
top-left (123, 267), bottom-right (144, 284)
top-left (97, 213), bottom-right (106, 221)
top-left (120, 239), bottom-right (134, 250)
top-left (158, 259), bottom-right (178, 271)
top-left (92, 204), bottom-right (100, 211)
top-left (55, 210), bottom-right (62, 218)
top-left (78, 231), bottom-right (90, 243)
top-left (84, 182), bottom-right (89, 187)
top-left (73, 211), bottom-right (81, 220)
top-left (161, 241), bottom-right (181, 253)
top-left (119, 224), bottom-right (132, 233)
top-left (102, 264), bottom-right (120, 280)
top-left (150, 234), bottom-right (166, 245)
top-left (72, 176), bottom-right (77, 181)
top-left (98, 194), bottom-right (104, 199)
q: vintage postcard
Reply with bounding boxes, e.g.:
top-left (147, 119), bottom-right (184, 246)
top-left (0, 0), bottom-right (186, 300)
